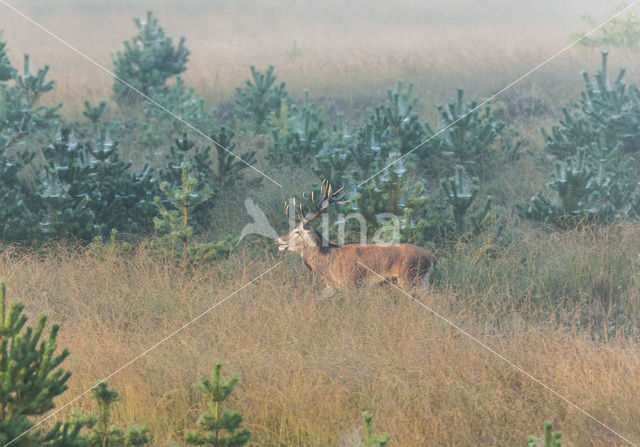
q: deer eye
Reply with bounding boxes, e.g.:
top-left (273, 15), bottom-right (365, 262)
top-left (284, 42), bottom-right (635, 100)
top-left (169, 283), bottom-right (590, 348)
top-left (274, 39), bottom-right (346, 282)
top-left (293, 229), bottom-right (300, 234)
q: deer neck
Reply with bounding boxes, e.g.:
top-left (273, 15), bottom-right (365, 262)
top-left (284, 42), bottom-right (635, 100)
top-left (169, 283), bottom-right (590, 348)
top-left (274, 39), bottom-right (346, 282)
top-left (299, 243), bottom-right (334, 274)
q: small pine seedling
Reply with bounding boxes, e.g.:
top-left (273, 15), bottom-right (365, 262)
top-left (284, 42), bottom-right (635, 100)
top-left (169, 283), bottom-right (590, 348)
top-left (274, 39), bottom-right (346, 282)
top-left (528, 420), bottom-right (562, 447)
top-left (185, 360), bottom-right (250, 447)
top-left (77, 381), bottom-right (151, 446)
top-left (360, 411), bottom-right (390, 447)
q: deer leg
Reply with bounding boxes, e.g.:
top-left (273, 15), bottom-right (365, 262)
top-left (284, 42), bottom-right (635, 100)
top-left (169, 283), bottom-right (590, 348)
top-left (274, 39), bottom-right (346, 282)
top-left (417, 264), bottom-right (434, 295)
top-left (397, 266), bottom-right (433, 298)
top-left (398, 277), bottom-right (422, 298)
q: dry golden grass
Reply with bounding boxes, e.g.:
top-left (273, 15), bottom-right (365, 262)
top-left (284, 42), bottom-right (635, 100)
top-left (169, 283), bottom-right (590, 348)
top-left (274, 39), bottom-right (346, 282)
top-left (2, 223), bottom-right (640, 446)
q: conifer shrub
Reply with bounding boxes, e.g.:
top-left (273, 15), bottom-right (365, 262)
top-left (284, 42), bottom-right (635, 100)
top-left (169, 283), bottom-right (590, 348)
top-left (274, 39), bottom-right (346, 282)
top-left (207, 126), bottom-right (260, 194)
top-left (39, 128), bottom-right (96, 240)
top-left (0, 280), bottom-right (153, 446)
top-left (348, 154), bottom-right (434, 243)
top-left (0, 36), bottom-right (13, 82)
top-left (0, 280), bottom-right (88, 446)
top-left (0, 26), bottom-right (252, 247)
top-left (0, 41), bottom-right (60, 242)
top-left (441, 165), bottom-right (495, 235)
top-left (359, 412), bottom-right (389, 447)
top-left (75, 382), bottom-right (151, 447)
top-left (158, 129), bottom-right (257, 221)
top-left (337, 80), bottom-right (430, 168)
top-left (266, 90), bottom-right (327, 164)
top-left (153, 162), bottom-right (237, 264)
top-left (112, 11), bottom-right (189, 104)
top-left (0, 143), bottom-right (39, 242)
top-left (313, 113), bottom-right (354, 186)
top-left (82, 100), bottom-right (108, 125)
top-left (541, 51), bottom-right (640, 160)
top-left (185, 361), bottom-right (250, 447)
top-left (234, 65), bottom-right (289, 133)
top-left (310, 81), bottom-right (503, 243)
top-left (38, 128), bottom-right (158, 240)
top-left (145, 77), bottom-right (216, 134)
top-left (154, 162), bottom-right (212, 251)
top-left (375, 81), bottom-right (430, 157)
top-left (522, 52), bottom-right (640, 225)
top-left (348, 160), bottom-right (494, 243)
top-left (527, 420), bottom-right (562, 447)
top-left (434, 88), bottom-right (516, 176)
top-left (86, 131), bottom-right (157, 235)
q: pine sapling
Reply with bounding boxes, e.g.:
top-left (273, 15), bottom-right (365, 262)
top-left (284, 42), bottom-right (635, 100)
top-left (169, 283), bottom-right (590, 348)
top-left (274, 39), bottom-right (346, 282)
top-left (208, 126), bottom-right (258, 192)
top-left (441, 165), bottom-right (477, 233)
top-left (234, 65), bottom-right (289, 133)
top-left (1, 46), bottom-right (59, 151)
top-left (112, 11), bottom-right (189, 102)
top-left (381, 80), bottom-right (428, 156)
top-left (0, 280), bottom-right (88, 446)
top-left (15, 54), bottom-right (54, 107)
top-left (78, 381), bottom-right (150, 447)
top-left (527, 420), bottom-right (562, 447)
top-left (154, 161), bottom-right (212, 254)
top-left (83, 100), bottom-right (108, 124)
top-left (0, 37), bottom-right (14, 82)
top-left (436, 88), bottom-right (503, 172)
top-left (185, 361), bottom-right (250, 447)
top-left (313, 112), bottom-right (354, 186)
top-left (359, 412), bottom-right (389, 447)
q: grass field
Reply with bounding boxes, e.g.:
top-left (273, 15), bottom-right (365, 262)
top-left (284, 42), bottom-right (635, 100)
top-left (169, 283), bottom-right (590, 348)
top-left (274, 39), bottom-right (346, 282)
top-left (3, 223), bottom-right (640, 446)
top-left (2, 0), bottom-right (640, 445)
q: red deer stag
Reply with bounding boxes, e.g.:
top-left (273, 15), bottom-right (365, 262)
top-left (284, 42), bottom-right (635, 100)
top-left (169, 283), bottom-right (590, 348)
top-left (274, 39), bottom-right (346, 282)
top-left (276, 180), bottom-right (436, 298)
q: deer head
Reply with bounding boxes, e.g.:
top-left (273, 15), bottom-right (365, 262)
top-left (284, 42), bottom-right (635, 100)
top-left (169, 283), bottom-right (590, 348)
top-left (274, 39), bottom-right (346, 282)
top-left (276, 180), bottom-right (346, 253)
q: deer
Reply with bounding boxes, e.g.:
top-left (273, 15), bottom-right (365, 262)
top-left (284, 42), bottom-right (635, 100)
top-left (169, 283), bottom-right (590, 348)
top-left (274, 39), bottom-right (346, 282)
top-left (276, 180), bottom-right (436, 298)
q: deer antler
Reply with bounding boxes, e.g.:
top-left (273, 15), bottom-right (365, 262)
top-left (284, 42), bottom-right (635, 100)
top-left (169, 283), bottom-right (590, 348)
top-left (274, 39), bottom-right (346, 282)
top-left (284, 197), bottom-right (306, 222)
top-left (283, 179), bottom-right (347, 224)
top-left (301, 179), bottom-right (347, 224)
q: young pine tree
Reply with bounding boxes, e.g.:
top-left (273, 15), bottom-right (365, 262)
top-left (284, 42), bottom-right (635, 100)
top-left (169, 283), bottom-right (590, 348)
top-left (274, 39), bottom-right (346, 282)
top-left (234, 65), bottom-right (289, 133)
top-left (185, 361), bottom-right (250, 447)
top-left (0, 280), bottom-right (87, 447)
top-left (435, 88), bottom-right (508, 176)
top-left (441, 165), bottom-right (494, 235)
top-left (359, 412), bottom-right (389, 447)
top-left (527, 420), bottom-right (562, 447)
top-left (1, 43), bottom-right (59, 152)
top-left (39, 128), bottom-right (96, 240)
top-left (112, 11), bottom-right (189, 103)
top-left (86, 130), bottom-right (157, 235)
top-left (0, 36), bottom-right (14, 82)
top-left (0, 47), bottom-right (59, 242)
top-left (76, 381), bottom-right (150, 447)
top-left (154, 161), bottom-right (212, 254)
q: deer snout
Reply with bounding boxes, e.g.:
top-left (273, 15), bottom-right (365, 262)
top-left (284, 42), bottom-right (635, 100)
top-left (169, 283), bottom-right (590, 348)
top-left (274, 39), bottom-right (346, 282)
top-left (275, 237), bottom-right (289, 251)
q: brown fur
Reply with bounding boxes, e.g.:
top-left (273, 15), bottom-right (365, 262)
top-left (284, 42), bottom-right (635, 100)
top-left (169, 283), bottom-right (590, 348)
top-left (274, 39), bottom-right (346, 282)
top-left (277, 225), bottom-right (436, 295)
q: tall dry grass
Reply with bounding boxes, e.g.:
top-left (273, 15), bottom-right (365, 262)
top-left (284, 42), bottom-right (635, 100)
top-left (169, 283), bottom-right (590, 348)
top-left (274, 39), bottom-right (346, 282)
top-left (2, 223), bottom-right (640, 446)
